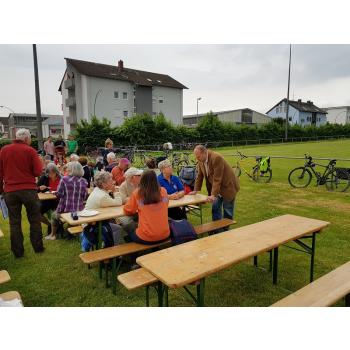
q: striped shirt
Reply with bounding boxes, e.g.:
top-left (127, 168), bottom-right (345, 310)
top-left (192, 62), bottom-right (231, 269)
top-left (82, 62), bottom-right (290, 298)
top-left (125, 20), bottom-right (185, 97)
top-left (56, 176), bottom-right (88, 213)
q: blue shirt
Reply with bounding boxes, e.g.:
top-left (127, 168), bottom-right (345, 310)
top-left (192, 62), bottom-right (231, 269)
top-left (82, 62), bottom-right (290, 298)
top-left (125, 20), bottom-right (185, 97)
top-left (157, 173), bottom-right (184, 195)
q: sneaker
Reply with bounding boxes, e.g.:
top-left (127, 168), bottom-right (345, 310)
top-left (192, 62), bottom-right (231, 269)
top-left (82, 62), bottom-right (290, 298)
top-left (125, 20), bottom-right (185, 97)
top-left (45, 234), bottom-right (56, 241)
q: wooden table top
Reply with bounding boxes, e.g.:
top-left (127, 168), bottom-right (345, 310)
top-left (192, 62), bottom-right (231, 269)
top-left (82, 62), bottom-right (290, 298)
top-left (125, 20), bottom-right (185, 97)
top-left (60, 194), bottom-right (208, 226)
top-left (137, 214), bottom-right (330, 288)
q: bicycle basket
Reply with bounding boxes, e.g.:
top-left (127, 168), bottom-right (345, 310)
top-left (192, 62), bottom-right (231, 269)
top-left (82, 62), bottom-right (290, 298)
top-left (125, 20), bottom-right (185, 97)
top-left (259, 157), bottom-right (270, 173)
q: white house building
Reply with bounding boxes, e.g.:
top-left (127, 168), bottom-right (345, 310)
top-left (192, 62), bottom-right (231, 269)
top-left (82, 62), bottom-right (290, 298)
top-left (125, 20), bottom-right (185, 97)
top-left (183, 108), bottom-right (272, 126)
top-left (266, 98), bottom-right (327, 127)
top-left (323, 106), bottom-right (350, 125)
top-left (58, 58), bottom-right (188, 136)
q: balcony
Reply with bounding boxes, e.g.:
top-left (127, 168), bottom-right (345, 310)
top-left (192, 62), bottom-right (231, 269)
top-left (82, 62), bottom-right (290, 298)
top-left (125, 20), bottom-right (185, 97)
top-left (64, 78), bottom-right (75, 90)
top-left (65, 96), bottom-right (76, 108)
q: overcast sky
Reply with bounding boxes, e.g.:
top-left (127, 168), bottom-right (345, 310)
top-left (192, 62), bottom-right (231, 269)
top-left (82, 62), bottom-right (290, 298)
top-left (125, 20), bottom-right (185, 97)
top-left (1, 44), bottom-right (350, 118)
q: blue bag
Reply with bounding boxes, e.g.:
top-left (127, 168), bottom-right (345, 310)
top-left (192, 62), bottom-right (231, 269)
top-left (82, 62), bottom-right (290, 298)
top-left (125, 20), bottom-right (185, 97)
top-left (169, 219), bottom-right (197, 246)
top-left (80, 222), bottom-right (114, 252)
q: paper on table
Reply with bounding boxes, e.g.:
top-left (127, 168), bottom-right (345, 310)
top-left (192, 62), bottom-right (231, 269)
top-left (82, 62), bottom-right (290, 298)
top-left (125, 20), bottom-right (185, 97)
top-left (0, 195), bottom-right (8, 220)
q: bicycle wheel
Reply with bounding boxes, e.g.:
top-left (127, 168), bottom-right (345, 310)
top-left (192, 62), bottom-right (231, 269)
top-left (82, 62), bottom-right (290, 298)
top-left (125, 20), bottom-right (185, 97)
top-left (233, 166), bottom-right (241, 177)
top-left (252, 167), bottom-right (272, 183)
top-left (325, 169), bottom-right (350, 192)
top-left (288, 167), bottom-right (312, 188)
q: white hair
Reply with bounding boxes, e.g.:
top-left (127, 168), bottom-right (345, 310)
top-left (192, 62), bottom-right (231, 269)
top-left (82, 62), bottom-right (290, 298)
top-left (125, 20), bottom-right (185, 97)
top-left (70, 154), bottom-right (79, 161)
top-left (94, 171), bottom-right (112, 188)
top-left (16, 128), bottom-right (31, 141)
top-left (46, 162), bottom-right (60, 176)
top-left (158, 159), bottom-right (172, 171)
top-left (67, 161), bottom-right (84, 177)
top-left (107, 152), bottom-right (116, 162)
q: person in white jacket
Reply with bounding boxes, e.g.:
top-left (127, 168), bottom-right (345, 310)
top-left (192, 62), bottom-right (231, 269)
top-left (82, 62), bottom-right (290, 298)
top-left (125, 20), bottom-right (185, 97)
top-left (85, 171), bottom-right (123, 244)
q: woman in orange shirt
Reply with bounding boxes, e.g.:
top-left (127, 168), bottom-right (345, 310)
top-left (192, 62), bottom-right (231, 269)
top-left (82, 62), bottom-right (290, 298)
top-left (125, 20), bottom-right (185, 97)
top-left (123, 170), bottom-right (170, 244)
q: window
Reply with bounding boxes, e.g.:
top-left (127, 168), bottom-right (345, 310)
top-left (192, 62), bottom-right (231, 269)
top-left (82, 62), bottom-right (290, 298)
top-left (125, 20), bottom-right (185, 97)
top-left (114, 91), bottom-right (119, 98)
top-left (123, 110), bottom-right (128, 117)
top-left (159, 97), bottom-right (164, 103)
top-left (288, 117), bottom-right (292, 122)
top-left (123, 92), bottom-right (128, 99)
top-left (276, 107), bottom-right (280, 113)
top-left (301, 118), bottom-right (305, 123)
top-left (241, 109), bottom-right (253, 124)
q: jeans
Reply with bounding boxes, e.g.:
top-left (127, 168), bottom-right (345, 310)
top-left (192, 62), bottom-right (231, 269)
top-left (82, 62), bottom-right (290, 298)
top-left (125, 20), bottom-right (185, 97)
top-left (4, 189), bottom-right (44, 257)
top-left (211, 196), bottom-right (235, 234)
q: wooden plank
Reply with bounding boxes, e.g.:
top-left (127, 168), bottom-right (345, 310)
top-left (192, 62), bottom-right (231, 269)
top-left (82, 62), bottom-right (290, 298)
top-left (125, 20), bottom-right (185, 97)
top-left (0, 291), bottom-right (22, 303)
top-left (118, 268), bottom-right (158, 290)
top-left (68, 226), bottom-right (84, 235)
top-left (0, 270), bottom-right (11, 284)
top-left (271, 261), bottom-right (350, 307)
top-left (79, 218), bottom-right (233, 265)
top-left (194, 219), bottom-right (235, 236)
top-left (137, 214), bottom-right (330, 288)
top-left (61, 194), bottom-right (208, 226)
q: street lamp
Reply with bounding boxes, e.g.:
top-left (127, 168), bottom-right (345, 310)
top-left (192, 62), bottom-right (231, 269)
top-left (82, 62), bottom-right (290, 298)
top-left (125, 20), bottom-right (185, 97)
top-left (196, 97), bottom-right (202, 118)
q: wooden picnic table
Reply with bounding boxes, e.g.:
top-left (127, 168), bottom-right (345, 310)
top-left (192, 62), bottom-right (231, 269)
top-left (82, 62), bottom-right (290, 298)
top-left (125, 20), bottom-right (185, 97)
top-left (137, 214), bottom-right (330, 306)
top-left (60, 194), bottom-right (208, 249)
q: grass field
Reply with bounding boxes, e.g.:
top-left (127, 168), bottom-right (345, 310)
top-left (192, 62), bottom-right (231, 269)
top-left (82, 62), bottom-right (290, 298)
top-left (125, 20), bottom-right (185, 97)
top-left (0, 139), bottom-right (349, 307)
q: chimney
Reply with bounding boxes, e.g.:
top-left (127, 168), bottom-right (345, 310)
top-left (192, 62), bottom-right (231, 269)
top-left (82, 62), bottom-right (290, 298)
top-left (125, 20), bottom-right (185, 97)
top-left (297, 99), bottom-right (302, 103)
top-left (117, 60), bottom-right (124, 72)
top-left (307, 100), bottom-right (313, 105)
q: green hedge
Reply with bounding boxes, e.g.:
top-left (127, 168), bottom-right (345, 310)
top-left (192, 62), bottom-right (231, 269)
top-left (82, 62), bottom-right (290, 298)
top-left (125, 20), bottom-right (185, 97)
top-left (73, 113), bottom-right (350, 148)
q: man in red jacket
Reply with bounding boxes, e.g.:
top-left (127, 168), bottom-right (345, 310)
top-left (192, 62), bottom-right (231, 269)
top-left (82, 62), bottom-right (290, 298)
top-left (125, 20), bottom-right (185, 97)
top-left (0, 129), bottom-right (44, 257)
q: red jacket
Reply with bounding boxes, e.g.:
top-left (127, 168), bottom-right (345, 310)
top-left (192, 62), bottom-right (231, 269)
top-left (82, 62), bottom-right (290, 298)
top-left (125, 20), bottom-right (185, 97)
top-left (0, 140), bottom-right (43, 193)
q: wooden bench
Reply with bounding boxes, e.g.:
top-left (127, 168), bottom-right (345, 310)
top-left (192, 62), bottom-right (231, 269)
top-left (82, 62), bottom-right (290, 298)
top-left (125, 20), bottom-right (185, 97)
top-left (68, 226), bottom-right (84, 235)
top-left (0, 291), bottom-right (23, 306)
top-left (271, 261), bottom-right (350, 307)
top-left (0, 270), bottom-right (11, 284)
top-left (80, 218), bottom-right (236, 295)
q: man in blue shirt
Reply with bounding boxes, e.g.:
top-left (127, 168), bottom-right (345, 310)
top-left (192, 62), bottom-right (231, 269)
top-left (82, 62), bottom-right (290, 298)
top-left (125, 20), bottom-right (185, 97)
top-left (157, 159), bottom-right (187, 220)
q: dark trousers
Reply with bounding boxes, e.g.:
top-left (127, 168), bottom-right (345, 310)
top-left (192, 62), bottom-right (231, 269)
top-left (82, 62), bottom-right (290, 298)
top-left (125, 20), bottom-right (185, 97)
top-left (4, 189), bottom-right (44, 257)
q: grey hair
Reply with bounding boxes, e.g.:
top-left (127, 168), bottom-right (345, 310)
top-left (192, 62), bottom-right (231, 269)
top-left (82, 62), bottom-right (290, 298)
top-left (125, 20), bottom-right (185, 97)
top-left (194, 144), bottom-right (207, 153)
top-left (70, 153), bottom-right (79, 161)
top-left (158, 159), bottom-right (171, 171)
top-left (46, 162), bottom-right (60, 176)
top-left (107, 152), bottom-right (116, 162)
top-left (67, 161), bottom-right (84, 177)
top-left (94, 171), bottom-right (112, 189)
top-left (16, 128), bottom-right (31, 141)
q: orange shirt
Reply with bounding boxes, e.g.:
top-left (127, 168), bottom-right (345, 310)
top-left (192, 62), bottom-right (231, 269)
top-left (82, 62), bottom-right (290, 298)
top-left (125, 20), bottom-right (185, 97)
top-left (123, 187), bottom-right (170, 242)
top-left (111, 166), bottom-right (125, 186)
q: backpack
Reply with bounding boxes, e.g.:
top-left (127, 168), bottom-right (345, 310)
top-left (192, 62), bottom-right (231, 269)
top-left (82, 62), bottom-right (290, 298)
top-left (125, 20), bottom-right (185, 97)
top-left (259, 157), bottom-right (270, 173)
top-left (169, 219), bottom-right (197, 246)
top-left (80, 222), bottom-right (114, 252)
top-left (179, 166), bottom-right (197, 187)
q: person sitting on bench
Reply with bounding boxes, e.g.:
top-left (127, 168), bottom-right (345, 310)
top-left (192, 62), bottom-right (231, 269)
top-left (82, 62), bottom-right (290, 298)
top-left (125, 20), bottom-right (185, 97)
top-left (123, 170), bottom-right (170, 245)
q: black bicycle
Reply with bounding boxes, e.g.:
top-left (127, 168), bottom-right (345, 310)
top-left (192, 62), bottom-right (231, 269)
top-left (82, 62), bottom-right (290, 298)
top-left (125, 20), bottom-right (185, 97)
top-left (288, 154), bottom-right (350, 192)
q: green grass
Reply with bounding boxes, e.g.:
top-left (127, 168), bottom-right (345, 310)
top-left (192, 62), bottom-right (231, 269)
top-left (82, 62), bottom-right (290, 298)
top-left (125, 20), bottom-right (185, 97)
top-left (1, 139), bottom-right (350, 306)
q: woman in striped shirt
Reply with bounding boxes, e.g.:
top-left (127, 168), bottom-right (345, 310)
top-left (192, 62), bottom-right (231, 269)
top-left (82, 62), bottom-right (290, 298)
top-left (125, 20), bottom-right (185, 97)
top-left (45, 161), bottom-right (88, 240)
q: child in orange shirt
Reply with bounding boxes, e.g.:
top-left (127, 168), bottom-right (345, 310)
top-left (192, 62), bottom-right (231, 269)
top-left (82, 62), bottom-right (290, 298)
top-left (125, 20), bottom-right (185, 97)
top-left (123, 170), bottom-right (170, 244)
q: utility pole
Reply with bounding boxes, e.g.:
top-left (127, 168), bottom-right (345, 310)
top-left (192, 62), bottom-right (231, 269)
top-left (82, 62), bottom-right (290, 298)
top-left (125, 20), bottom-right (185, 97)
top-left (33, 44), bottom-right (43, 149)
top-left (285, 44), bottom-right (292, 141)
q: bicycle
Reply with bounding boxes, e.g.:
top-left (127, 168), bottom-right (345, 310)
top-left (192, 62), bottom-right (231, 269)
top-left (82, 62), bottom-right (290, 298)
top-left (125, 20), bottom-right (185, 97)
top-left (233, 151), bottom-right (272, 183)
top-left (288, 154), bottom-right (350, 192)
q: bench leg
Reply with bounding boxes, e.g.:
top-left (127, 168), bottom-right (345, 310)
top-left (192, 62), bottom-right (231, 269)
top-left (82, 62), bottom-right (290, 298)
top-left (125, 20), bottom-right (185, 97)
top-left (196, 279), bottom-right (205, 307)
top-left (146, 286), bottom-right (150, 307)
top-left (99, 262), bottom-right (103, 279)
top-left (111, 257), bottom-right (123, 295)
top-left (157, 281), bottom-right (165, 307)
top-left (345, 294), bottom-right (350, 307)
top-left (310, 232), bottom-right (316, 282)
top-left (253, 256), bottom-right (258, 267)
top-left (269, 250), bottom-right (273, 272)
top-left (164, 286), bottom-right (169, 307)
top-left (97, 222), bottom-right (102, 250)
top-left (272, 247), bottom-right (279, 285)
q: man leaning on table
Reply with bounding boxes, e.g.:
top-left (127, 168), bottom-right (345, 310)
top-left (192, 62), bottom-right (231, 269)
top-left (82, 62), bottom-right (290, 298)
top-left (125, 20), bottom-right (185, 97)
top-left (190, 145), bottom-right (240, 233)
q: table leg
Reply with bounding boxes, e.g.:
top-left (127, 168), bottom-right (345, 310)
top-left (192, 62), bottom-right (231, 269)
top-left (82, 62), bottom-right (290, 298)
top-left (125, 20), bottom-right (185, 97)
top-left (345, 294), bottom-right (350, 307)
top-left (196, 279), bottom-right (205, 307)
top-left (269, 250), bottom-right (273, 272)
top-left (97, 222), bottom-right (102, 249)
top-left (310, 232), bottom-right (316, 282)
top-left (146, 286), bottom-right (150, 307)
top-left (164, 286), bottom-right (169, 307)
top-left (273, 247), bottom-right (279, 285)
top-left (99, 261), bottom-right (103, 279)
top-left (157, 281), bottom-right (164, 307)
top-left (254, 256), bottom-right (258, 267)
top-left (111, 257), bottom-right (123, 295)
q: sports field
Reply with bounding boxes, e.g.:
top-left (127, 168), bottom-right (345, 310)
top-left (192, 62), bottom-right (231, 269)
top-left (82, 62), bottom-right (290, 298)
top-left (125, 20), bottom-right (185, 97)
top-left (0, 139), bottom-right (349, 306)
